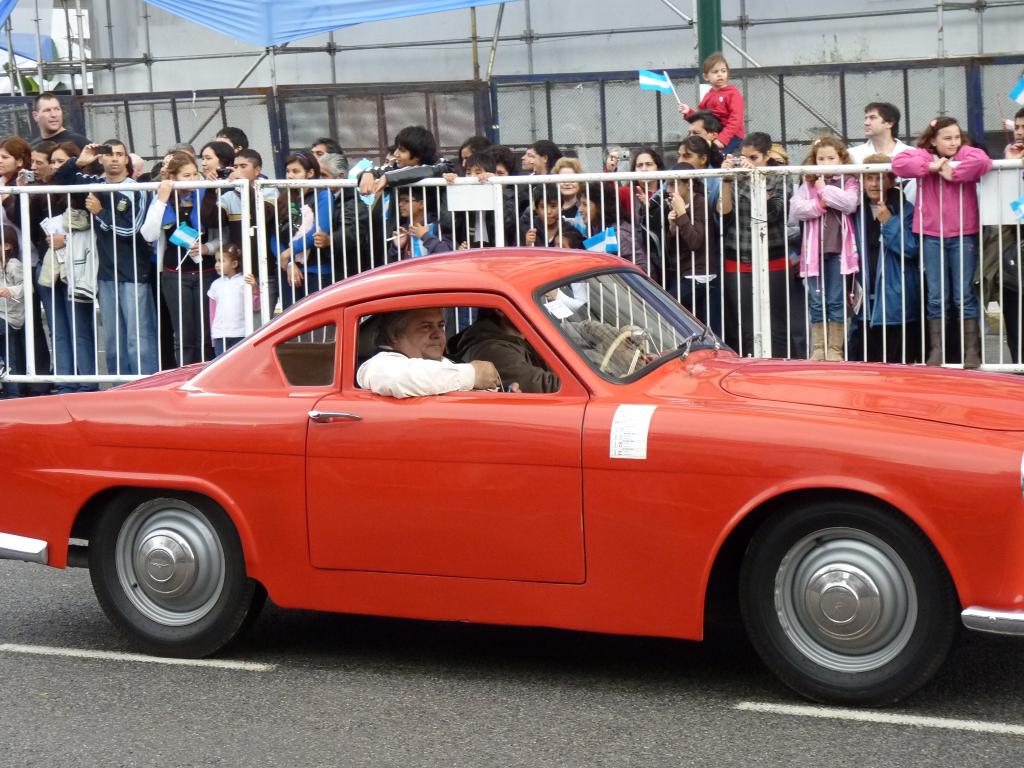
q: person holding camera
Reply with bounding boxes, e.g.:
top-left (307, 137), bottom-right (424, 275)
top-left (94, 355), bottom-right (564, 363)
top-left (53, 141), bottom-right (158, 376)
top-left (0, 136), bottom-right (33, 225)
top-left (200, 141), bottom-right (236, 182)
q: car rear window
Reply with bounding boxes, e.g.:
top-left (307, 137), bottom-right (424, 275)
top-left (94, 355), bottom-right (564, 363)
top-left (275, 323), bottom-right (337, 386)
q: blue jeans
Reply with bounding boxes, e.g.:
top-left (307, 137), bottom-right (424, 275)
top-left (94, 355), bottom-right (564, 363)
top-left (922, 235), bottom-right (979, 321)
top-left (214, 337), bottom-right (243, 356)
top-left (805, 253), bottom-right (846, 323)
top-left (722, 136), bottom-right (743, 155)
top-left (0, 322), bottom-right (24, 398)
top-left (98, 279), bottom-right (159, 375)
top-left (37, 275), bottom-right (99, 393)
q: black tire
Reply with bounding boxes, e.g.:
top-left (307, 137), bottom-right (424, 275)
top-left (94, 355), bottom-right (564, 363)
top-left (739, 499), bottom-right (959, 706)
top-left (88, 492), bottom-right (262, 657)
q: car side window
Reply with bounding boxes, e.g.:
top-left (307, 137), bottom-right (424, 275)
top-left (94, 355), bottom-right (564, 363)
top-left (355, 305), bottom-right (560, 394)
top-left (275, 323), bottom-right (337, 386)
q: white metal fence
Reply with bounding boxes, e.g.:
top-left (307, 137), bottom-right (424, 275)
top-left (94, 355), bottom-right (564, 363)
top-left (1, 160), bottom-right (1023, 392)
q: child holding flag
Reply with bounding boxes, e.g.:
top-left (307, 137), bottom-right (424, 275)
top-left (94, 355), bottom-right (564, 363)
top-left (676, 52), bottom-right (745, 154)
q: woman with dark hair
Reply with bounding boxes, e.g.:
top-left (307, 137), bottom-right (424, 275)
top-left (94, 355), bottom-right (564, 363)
top-left (718, 132), bottom-right (793, 357)
top-left (0, 136), bottom-right (32, 225)
top-left (666, 167), bottom-right (721, 333)
top-left (199, 140), bottom-right (235, 181)
top-left (1, 135), bottom-right (56, 391)
top-left (677, 135), bottom-right (722, 211)
top-left (614, 147), bottom-right (669, 276)
top-left (141, 150), bottom-right (222, 364)
top-left (274, 150), bottom-right (334, 309)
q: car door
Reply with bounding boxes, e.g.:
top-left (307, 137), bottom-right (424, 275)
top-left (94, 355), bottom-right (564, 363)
top-left (305, 292), bottom-right (589, 583)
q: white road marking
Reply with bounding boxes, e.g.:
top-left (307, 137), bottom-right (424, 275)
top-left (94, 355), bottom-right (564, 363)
top-left (736, 701), bottom-right (1024, 737)
top-left (0, 643), bottom-right (276, 672)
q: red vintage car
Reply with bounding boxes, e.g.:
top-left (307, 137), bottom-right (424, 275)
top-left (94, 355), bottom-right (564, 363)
top-left (2, 249), bottom-right (1023, 705)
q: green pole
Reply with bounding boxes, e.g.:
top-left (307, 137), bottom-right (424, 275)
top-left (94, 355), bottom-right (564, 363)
top-left (696, 0), bottom-right (722, 65)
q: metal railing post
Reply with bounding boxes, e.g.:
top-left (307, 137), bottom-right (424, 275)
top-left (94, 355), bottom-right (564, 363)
top-left (491, 181), bottom-right (506, 247)
top-left (18, 193), bottom-right (36, 376)
top-left (239, 178), bottom-right (255, 333)
top-left (254, 180), bottom-right (271, 326)
top-left (749, 169), bottom-right (772, 358)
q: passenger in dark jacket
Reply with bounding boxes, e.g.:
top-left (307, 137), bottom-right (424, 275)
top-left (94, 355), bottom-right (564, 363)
top-left (455, 309), bottom-right (559, 393)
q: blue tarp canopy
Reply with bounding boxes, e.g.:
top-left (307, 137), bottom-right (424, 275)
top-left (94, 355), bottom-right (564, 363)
top-left (143, 0), bottom-right (516, 48)
top-left (0, 1), bottom-right (57, 62)
top-left (0, 32), bottom-right (58, 62)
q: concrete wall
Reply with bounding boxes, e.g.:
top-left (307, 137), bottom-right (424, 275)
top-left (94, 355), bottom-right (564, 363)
top-left (91, 0), bottom-right (1023, 94)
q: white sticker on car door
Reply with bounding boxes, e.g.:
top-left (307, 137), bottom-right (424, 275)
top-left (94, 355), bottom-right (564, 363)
top-left (609, 404), bottom-right (657, 460)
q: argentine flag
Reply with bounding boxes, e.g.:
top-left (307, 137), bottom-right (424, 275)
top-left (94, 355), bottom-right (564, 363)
top-left (639, 70), bottom-right (674, 95)
top-left (584, 226), bottom-right (618, 254)
top-left (1012, 75), bottom-right (1024, 106)
top-left (1011, 195), bottom-right (1024, 222)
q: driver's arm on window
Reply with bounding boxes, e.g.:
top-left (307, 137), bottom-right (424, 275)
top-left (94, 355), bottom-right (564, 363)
top-left (357, 352), bottom-right (476, 398)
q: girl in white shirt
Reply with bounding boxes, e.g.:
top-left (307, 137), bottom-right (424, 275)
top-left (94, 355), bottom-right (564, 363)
top-left (207, 244), bottom-right (256, 356)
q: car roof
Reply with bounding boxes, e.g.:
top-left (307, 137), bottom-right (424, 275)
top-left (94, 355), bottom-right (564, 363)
top-left (288, 248), bottom-right (634, 314)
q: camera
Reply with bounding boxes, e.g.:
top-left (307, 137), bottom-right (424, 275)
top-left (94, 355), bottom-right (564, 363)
top-left (216, 166), bottom-right (234, 180)
top-left (93, 144), bottom-right (113, 156)
top-left (17, 169), bottom-right (34, 183)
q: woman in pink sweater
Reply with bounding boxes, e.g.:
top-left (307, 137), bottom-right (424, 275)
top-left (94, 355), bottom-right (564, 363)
top-left (892, 117), bottom-right (992, 367)
top-left (790, 136), bottom-right (861, 361)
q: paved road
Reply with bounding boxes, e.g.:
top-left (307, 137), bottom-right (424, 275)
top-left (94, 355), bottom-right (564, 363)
top-left (2, 560), bottom-right (1024, 767)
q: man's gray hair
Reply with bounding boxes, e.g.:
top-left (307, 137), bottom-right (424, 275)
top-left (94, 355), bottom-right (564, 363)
top-left (319, 152), bottom-right (348, 179)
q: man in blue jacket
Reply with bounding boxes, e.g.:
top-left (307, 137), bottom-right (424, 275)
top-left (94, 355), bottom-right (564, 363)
top-left (54, 141), bottom-right (157, 376)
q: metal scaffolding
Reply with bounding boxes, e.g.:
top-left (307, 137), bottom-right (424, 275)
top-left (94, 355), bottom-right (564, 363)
top-left (7, 1), bottom-right (1024, 95)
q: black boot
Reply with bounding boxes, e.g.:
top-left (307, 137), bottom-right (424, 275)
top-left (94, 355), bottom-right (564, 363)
top-left (963, 318), bottom-right (982, 369)
top-left (926, 319), bottom-right (943, 366)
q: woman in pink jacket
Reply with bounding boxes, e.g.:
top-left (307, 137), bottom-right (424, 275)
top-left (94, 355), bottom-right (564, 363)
top-left (892, 117), bottom-right (992, 367)
top-left (790, 136), bottom-right (861, 361)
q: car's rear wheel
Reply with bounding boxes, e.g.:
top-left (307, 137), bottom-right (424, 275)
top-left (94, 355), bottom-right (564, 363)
top-left (739, 499), bottom-right (958, 705)
top-left (88, 493), bottom-right (265, 657)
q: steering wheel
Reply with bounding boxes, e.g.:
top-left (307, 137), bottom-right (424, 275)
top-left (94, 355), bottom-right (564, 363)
top-left (599, 325), bottom-right (646, 374)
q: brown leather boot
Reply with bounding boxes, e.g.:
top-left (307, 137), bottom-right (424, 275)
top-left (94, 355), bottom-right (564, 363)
top-left (963, 318), bottom-right (982, 369)
top-left (926, 319), bottom-right (944, 366)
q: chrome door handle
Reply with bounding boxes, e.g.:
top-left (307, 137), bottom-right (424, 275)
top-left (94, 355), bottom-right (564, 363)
top-left (308, 410), bottom-right (363, 423)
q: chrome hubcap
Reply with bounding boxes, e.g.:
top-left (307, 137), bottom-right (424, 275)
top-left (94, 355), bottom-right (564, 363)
top-left (775, 528), bottom-right (917, 673)
top-left (136, 532), bottom-right (197, 598)
top-left (115, 500), bottom-right (225, 627)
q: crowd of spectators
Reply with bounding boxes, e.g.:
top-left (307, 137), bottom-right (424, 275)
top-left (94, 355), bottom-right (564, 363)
top-left (1, 51), bottom-right (1023, 393)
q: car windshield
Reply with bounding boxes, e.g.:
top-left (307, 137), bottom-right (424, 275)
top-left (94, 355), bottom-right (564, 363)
top-left (538, 269), bottom-right (715, 380)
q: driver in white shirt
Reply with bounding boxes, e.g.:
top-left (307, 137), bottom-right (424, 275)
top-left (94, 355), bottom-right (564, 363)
top-left (357, 307), bottom-right (502, 398)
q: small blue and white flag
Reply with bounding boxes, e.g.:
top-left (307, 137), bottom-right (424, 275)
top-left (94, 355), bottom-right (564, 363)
top-left (1011, 75), bottom-right (1024, 106)
top-left (409, 222), bottom-right (437, 257)
top-left (584, 226), bottom-right (618, 254)
top-left (638, 70), bottom-right (674, 95)
top-left (349, 158), bottom-right (377, 207)
top-left (1011, 195), bottom-right (1024, 221)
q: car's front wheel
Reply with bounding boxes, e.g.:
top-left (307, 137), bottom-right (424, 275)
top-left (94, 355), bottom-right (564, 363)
top-left (88, 493), bottom-right (265, 657)
top-left (739, 499), bottom-right (959, 705)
